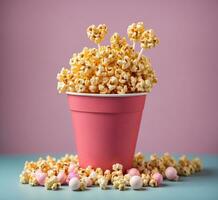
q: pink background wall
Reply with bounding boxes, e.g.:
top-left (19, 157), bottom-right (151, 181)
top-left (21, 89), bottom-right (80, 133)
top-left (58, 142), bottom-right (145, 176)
top-left (1, 0), bottom-right (218, 154)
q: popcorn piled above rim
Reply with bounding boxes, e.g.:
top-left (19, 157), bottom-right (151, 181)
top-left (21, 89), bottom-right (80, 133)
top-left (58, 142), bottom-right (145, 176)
top-left (19, 153), bottom-right (203, 191)
top-left (57, 22), bottom-right (159, 94)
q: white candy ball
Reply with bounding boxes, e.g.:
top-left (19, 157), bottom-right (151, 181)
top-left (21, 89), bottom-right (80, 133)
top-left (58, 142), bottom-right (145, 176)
top-left (130, 175), bottom-right (143, 190)
top-left (69, 177), bottom-right (80, 191)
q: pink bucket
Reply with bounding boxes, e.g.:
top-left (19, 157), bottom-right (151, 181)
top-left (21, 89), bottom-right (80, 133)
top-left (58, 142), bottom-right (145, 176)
top-left (67, 93), bottom-right (146, 171)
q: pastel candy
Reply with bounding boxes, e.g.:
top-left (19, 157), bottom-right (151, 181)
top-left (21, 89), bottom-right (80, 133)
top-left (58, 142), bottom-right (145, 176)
top-left (35, 170), bottom-right (47, 186)
top-left (152, 172), bottom-right (163, 186)
top-left (127, 168), bottom-right (140, 177)
top-left (165, 167), bottom-right (179, 181)
top-left (130, 175), bottom-right (143, 190)
top-left (69, 177), bottom-right (80, 191)
top-left (66, 172), bottom-right (79, 183)
top-left (57, 171), bottom-right (67, 184)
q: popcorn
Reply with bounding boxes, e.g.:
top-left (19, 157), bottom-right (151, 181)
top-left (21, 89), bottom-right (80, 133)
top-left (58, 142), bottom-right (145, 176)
top-left (45, 176), bottom-right (61, 190)
top-left (112, 163), bottom-right (123, 171)
top-left (95, 167), bottom-right (103, 175)
top-left (81, 176), bottom-right (93, 187)
top-left (113, 176), bottom-right (126, 190)
top-left (57, 23), bottom-right (159, 94)
top-left (104, 169), bottom-right (112, 181)
top-left (141, 173), bottom-right (150, 187)
top-left (123, 174), bottom-right (131, 186)
top-left (89, 170), bottom-right (97, 179)
top-left (127, 22), bottom-right (145, 42)
top-left (19, 153), bottom-right (203, 192)
top-left (140, 29), bottom-right (159, 49)
top-left (29, 173), bottom-right (38, 186)
top-left (19, 171), bottom-right (30, 184)
top-left (110, 33), bottom-right (127, 50)
top-left (87, 24), bottom-right (108, 45)
top-left (79, 178), bottom-right (87, 190)
top-left (149, 178), bottom-right (158, 187)
top-left (192, 157), bottom-right (203, 172)
top-left (98, 176), bottom-right (108, 189)
top-left (111, 170), bottom-right (123, 183)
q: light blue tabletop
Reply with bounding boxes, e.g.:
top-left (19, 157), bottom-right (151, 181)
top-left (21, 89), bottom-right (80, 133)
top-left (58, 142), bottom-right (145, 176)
top-left (0, 154), bottom-right (217, 200)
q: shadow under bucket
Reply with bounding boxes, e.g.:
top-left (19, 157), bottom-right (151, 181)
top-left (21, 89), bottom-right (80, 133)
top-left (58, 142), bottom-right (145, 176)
top-left (67, 92), bottom-right (146, 171)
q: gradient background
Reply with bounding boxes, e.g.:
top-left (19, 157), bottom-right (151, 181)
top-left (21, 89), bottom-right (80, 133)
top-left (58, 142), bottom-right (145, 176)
top-left (0, 0), bottom-right (218, 155)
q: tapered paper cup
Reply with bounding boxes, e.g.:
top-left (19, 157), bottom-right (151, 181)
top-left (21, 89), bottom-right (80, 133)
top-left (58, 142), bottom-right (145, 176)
top-left (67, 92), bottom-right (146, 171)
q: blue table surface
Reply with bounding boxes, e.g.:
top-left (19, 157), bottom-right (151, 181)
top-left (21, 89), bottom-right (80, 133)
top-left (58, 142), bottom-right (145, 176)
top-left (0, 154), bottom-right (217, 200)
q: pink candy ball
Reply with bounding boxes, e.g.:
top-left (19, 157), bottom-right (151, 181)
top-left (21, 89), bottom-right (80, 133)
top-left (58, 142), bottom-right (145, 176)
top-left (165, 167), bottom-right (179, 181)
top-left (35, 170), bottom-right (47, 186)
top-left (57, 171), bottom-right (67, 185)
top-left (127, 168), bottom-right (140, 177)
top-left (66, 172), bottom-right (79, 184)
top-left (152, 172), bottom-right (163, 186)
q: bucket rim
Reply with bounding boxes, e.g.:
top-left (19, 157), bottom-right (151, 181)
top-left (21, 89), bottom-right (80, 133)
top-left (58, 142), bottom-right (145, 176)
top-left (66, 92), bottom-right (147, 97)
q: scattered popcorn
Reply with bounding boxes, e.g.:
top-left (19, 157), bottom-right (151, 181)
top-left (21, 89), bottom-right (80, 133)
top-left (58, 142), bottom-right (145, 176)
top-left (141, 173), bottom-right (150, 187)
top-left (57, 23), bottom-right (159, 94)
top-left (19, 153), bottom-right (203, 192)
top-left (104, 169), bottom-right (112, 181)
top-left (149, 178), bottom-right (158, 187)
top-left (79, 178), bottom-right (87, 190)
top-left (98, 176), bottom-right (108, 190)
top-left (123, 174), bottom-right (131, 186)
top-left (81, 176), bottom-right (93, 187)
top-left (29, 173), bottom-right (38, 186)
top-left (89, 170), bottom-right (98, 181)
top-left (111, 170), bottom-right (123, 183)
top-left (113, 176), bottom-right (126, 191)
top-left (19, 171), bottom-right (30, 184)
top-left (130, 175), bottom-right (143, 190)
top-left (45, 176), bottom-right (60, 190)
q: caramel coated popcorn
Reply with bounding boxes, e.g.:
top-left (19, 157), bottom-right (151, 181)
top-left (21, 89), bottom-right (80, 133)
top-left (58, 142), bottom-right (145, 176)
top-left (57, 23), bottom-right (159, 94)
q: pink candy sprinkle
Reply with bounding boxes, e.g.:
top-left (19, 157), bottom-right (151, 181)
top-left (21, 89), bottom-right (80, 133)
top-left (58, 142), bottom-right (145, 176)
top-left (127, 168), bottom-right (140, 177)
